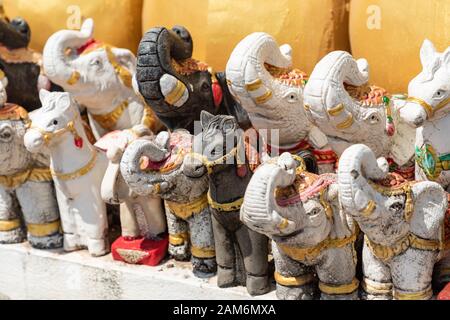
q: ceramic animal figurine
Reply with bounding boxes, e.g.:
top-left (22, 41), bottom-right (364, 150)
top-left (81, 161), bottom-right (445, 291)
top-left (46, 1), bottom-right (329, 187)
top-left (338, 144), bottom-right (447, 300)
top-left (136, 25), bottom-right (251, 133)
top-left (120, 129), bottom-right (216, 276)
top-left (195, 111), bottom-right (269, 295)
top-left (24, 90), bottom-right (109, 256)
top-left (241, 152), bottom-right (358, 300)
top-left (0, 74), bottom-right (61, 249)
top-left (398, 39), bottom-right (450, 298)
top-left (226, 32), bottom-right (331, 174)
top-left (0, 5), bottom-right (59, 111)
top-left (303, 51), bottom-right (416, 179)
top-left (95, 126), bottom-right (168, 266)
top-left (42, 18), bottom-right (161, 140)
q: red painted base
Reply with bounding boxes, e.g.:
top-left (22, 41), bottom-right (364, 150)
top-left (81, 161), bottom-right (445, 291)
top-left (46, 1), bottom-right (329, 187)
top-left (111, 235), bottom-right (168, 266)
top-left (438, 283), bottom-right (450, 300)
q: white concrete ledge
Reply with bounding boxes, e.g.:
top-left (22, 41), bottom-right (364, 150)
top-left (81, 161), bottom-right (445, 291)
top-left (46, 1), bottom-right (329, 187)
top-left (0, 243), bottom-right (277, 300)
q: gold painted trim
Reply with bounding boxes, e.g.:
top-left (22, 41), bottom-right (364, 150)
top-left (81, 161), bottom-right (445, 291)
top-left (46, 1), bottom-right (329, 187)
top-left (319, 278), bottom-right (359, 295)
top-left (191, 245), bottom-right (215, 258)
top-left (169, 232), bottom-right (189, 246)
top-left (51, 151), bottom-right (97, 181)
top-left (166, 194), bottom-right (208, 220)
top-left (165, 80), bottom-right (186, 105)
top-left (319, 189), bottom-right (333, 220)
top-left (91, 101), bottom-right (129, 131)
top-left (0, 170), bottom-right (31, 189)
top-left (336, 114), bottom-right (353, 130)
top-left (28, 168), bottom-right (53, 182)
top-left (0, 167), bottom-right (52, 189)
top-left (255, 90), bottom-right (272, 104)
top-left (278, 232), bottom-right (357, 262)
top-left (245, 79), bottom-right (262, 92)
top-left (207, 192), bottom-right (243, 212)
top-left (362, 278), bottom-right (392, 295)
top-left (278, 218), bottom-right (289, 230)
top-left (393, 286), bottom-right (432, 300)
top-left (365, 232), bottom-right (442, 262)
top-left (0, 218), bottom-right (21, 232)
top-left (360, 200), bottom-right (376, 217)
top-left (67, 71), bottom-right (80, 85)
top-left (274, 271), bottom-right (315, 287)
top-left (328, 103), bottom-right (344, 116)
top-left (104, 45), bottom-right (132, 88)
top-left (405, 96), bottom-right (450, 119)
top-left (27, 220), bottom-right (61, 237)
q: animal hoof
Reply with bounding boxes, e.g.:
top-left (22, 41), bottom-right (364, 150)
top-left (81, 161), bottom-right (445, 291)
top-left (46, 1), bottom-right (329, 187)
top-left (87, 238), bottom-right (110, 257)
top-left (28, 232), bottom-right (63, 249)
top-left (276, 283), bottom-right (318, 300)
top-left (217, 265), bottom-right (236, 288)
top-left (192, 257), bottom-right (217, 278)
top-left (246, 274), bottom-right (270, 296)
top-left (168, 243), bottom-right (190, 261)
top-left (0, 228), bottom-right (25, 244)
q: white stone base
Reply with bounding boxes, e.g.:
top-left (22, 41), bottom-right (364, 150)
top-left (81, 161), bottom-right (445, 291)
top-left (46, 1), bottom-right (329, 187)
top-left (0, 243), bottom-right (277, 300)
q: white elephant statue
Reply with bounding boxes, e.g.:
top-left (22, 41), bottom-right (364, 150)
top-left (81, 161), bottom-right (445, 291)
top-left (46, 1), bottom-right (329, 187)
top-left (226, 32), bottom-right (332, 174)
top-left (241, 152), bottom-right (359, 300)
top-left (303, 51), bottom-right (416, 179)
top-left (0, 73), bottom-right (62, 249)
top-left (24, 90), bottom-right (109, 256)
top-left (398, 39), bottom-right (450, 298)
top-left (95, 127), bottom-right (167, 266)
top-left (120, 130), bottom-right (217, 277)
top-left (338, 144), bottom-right (447, 300)
top-left (42, 18), bottom-right (161, 139)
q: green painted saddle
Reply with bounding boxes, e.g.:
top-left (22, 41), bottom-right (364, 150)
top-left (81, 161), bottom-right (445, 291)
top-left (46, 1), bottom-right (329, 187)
top-left (415, 144), bottom-right (450, 180)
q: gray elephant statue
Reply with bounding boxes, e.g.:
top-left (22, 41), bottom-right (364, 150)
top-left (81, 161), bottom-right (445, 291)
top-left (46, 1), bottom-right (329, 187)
top-left (197, 111), bottom-right (270, 295)
top-left (120, 129), bottom-right (217, 276)
top-left (0, 101), bottom-right (61, 249)
top-left (338, 144), bottom-right (447, 300)
top-left (241, 152), bottom-right (359, 300)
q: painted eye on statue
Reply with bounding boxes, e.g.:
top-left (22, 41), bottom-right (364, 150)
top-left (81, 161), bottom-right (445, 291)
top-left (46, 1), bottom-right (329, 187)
top-left (201, 82), bottom-right (210, 91)
top-left (90, 59), bottom-right (102, 68)
top-left (434, 89), bottom-right (447, 99)
top-left (52, 120), bottom-right (58, 126)
top-left (284, 91), bottom-right (299, 103)
top-left (222, 120), bottom-right (235, 133)
top-left (307, 207), bottom-right (321, 216)
top-left (367, 113), bottom-right (380, 124)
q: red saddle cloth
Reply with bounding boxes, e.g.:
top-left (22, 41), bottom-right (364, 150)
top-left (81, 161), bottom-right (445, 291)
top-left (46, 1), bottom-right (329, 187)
top-left (111, 235), bottom-right (168, 266)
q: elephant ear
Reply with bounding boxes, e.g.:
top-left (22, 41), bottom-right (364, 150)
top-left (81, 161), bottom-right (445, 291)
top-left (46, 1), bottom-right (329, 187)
top-left (111, 47), bottom-right (137, 74)
top-left (410, 181), bottom-right (447, 240)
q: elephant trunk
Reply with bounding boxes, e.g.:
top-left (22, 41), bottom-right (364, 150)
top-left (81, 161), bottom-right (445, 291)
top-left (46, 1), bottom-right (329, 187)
top-left (226, 32), bottom-right (292, 113)
top-left (304, 51), bottom-right (369, 131)
top-left (338, 144), bottom-right (388, 215)
top-left (241, 160), bottom-right (301, 236)
top-left (42, 19), bottom-right (94, 87)
top-left (136, 26), bottom-right (193, 113)
top-left (120, 138), bottom-right (167, 196)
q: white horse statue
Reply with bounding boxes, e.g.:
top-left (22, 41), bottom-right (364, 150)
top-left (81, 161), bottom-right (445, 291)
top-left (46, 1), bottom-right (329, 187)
top-left (24, 89), bottom-right (109, 256)
top-left (399, 39), bottom-right (450, 299)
